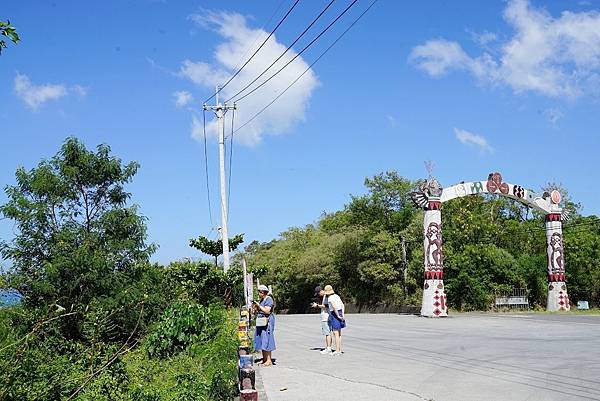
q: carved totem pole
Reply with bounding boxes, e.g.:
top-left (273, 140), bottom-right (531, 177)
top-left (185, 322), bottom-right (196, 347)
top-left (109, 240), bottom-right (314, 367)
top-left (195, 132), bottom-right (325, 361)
top-left (411, 177), bottom-right (448, 317)
top-left (545, 190), bottom-right (570, 311)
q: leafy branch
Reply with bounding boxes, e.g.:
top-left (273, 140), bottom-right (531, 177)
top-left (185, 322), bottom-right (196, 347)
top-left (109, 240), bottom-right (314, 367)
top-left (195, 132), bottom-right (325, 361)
top-left (0, 19), bottom-right (20, 54)
top-left (189, 233), bottom-right (244, 266)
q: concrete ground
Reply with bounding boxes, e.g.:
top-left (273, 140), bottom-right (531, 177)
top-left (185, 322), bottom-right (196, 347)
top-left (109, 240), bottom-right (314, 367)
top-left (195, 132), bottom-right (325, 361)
top-left (255, 313), bottom-right (600, 401)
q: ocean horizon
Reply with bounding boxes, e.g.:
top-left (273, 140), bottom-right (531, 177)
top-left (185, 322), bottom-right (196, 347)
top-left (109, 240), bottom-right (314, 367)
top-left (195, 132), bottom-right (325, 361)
top-left (0, 290), bottom-right (20, 307)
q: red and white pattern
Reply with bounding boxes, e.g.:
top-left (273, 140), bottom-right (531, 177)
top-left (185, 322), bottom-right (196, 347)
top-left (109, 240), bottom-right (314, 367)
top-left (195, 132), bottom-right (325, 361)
top-left (421, 207), bottom-right (448, 317)
top-left (545, 215), bottom-right (570, 311)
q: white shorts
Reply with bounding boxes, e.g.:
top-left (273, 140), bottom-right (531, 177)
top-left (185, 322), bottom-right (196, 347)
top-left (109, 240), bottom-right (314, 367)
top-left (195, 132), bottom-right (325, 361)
top-left (321, 320), bottom-right (331, 336)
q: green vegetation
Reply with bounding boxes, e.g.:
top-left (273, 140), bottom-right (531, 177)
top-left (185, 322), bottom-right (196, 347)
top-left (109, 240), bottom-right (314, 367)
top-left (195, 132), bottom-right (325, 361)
top-left (190, 234), bottom-right (245, 266)
top-left (0, 19), bottom-right (20, 54)
top-left (1, 138), bottom-right (599, 399)
top-left (243, 171), bottom-right (600, 312)
top-left (0, 139), bottom-right (240, 401)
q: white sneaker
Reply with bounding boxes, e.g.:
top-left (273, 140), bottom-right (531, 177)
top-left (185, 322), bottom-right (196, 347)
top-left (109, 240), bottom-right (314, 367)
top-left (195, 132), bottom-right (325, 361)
top-left (331, 351), bottom-right (343, 356)
top-left (320, 347), bottom-right (332, 355)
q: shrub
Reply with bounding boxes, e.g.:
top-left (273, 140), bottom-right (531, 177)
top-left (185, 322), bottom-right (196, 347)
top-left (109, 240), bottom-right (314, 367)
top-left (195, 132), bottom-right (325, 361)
top-left (145, 302), bottom-right (225, 359)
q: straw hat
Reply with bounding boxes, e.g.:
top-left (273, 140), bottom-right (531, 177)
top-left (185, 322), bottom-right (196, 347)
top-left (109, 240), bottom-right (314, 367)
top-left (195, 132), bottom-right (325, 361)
top-left (323, 285), bottom-right (334, 295)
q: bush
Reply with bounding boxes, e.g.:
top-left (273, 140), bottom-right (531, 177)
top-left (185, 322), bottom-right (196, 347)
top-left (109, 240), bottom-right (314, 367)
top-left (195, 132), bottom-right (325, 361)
top-left (125, 307), bottom-right (238, 401)
top-left (145, 302), bottom-right (226, 359)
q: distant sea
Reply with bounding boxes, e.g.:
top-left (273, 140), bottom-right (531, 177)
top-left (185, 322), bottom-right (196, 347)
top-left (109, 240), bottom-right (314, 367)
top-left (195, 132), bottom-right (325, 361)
top-left (0, 290), bottom-right (20, 307)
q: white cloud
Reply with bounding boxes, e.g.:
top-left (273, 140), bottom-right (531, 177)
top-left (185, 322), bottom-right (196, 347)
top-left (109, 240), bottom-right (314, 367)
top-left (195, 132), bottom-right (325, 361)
top-left (386, 114), bottom-right (397, 127)
top-left (14, 74), bottom-right (86, 110)
top-left (191, 115), bottom-right (204, 138)
top-left (410, 0), bottom-right (600, 98)
top-left (173, 90), bottom-right (194, 107)
top-left (14, 74), bottom-right (68, 110)
top-left (477, 31), bottom-right (498, 46)
top-left (454, 128), bottom-right (494, 153)
top-left (544, 107), bottom-right (564, 126)
top-left (71, 85), bottom-right (88, 97)
top-left (181, 11), bottom-right (319, 146)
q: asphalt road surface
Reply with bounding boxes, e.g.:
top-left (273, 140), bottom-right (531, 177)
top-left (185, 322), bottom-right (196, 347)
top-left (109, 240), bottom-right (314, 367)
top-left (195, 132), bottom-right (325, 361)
top-left (255, 313), bottom-right (600, 401)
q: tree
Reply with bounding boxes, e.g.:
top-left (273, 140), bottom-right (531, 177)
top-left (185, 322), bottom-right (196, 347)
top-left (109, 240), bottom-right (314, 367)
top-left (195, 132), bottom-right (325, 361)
top-left (346, 171), bottom-right (419, 232)
top-left (0, 137), bottom-right (155, 338)
top-left (0, 19), bottom-right (20, 54)
top-left (189, 233), bottom-right (244, 266)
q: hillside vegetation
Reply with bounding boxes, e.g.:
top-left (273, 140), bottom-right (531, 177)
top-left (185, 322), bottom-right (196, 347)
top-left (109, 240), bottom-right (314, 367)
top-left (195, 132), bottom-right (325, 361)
top-left (242, 172), bottom-right (600, 312)
top-left (0, 139), bottom-right (243, 401)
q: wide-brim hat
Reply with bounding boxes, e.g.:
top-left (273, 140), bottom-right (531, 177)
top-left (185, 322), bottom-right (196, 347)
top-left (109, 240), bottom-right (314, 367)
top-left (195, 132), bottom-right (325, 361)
top-left (257, 284), bottom-right (269, 293)
top-left (323, 285), bottom-right (334, 295)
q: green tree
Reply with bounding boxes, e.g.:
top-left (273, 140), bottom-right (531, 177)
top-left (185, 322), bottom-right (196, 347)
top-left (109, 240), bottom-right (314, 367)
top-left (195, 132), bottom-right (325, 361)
top-left (0, 20), bottom-right (20, 54)
top-left (346, 171), bottom-right (418, 232)
top-left (0, 137), bottom-right (155, 339)
top-left (189, 233), bottom-right (244, 266)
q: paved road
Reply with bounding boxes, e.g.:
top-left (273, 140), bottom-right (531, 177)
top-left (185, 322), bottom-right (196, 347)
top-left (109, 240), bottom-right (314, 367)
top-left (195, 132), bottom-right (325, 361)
top-left (255, 313), bottom-right (600, 401)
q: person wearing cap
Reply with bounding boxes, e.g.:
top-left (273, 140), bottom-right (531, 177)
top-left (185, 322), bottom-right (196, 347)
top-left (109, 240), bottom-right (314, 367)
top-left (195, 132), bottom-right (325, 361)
top-left (323, 285), bottom-right (345, 356)
top-left (253, 284), bottom-right (276, 366)
top-left (311, 285), bottom-right (332, 355)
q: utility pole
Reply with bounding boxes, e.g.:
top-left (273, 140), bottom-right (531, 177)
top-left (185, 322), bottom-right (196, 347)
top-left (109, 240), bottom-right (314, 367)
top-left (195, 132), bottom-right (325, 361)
top-left (204, 86), bottom-right (236, 272)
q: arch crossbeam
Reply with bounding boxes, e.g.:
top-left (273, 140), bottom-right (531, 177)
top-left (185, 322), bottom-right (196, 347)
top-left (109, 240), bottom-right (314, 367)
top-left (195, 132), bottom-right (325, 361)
top-left (442, 180), bottom-right (553, 214)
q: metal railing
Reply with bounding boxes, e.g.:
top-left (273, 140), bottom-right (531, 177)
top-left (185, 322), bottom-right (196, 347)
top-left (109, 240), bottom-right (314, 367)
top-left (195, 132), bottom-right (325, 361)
top-left (494, 288), bottom-right (529, 309)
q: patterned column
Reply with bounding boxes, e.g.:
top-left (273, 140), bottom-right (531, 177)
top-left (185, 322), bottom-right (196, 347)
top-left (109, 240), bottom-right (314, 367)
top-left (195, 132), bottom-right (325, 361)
top-left (545, 213), bottom-right (570, 311)
top-left (421, 200), bottom-right (448, 317)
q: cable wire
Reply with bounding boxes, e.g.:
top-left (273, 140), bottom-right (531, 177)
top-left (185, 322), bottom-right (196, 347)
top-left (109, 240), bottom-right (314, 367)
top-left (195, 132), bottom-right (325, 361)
top-left (234, 0), bottom-right (377, 134)
top-left (203, 0), bottom-right (301, 104)
top-left (227, 107), bottom-right (235, 219)
top-left (202, 109), bottom-right (214, 227)
top-left (228, 0), bottom-right (360, 104)
top-left (224, 0), bottom-right (337, 104)
top-left (229, 0), bottom-right (287, 74)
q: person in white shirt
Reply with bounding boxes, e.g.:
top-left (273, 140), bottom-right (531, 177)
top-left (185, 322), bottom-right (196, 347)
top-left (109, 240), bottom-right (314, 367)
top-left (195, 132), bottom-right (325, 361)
top-left (323, 285), bottom-right (345, 356)
top-left (312, 285), bottom-right (333, 355)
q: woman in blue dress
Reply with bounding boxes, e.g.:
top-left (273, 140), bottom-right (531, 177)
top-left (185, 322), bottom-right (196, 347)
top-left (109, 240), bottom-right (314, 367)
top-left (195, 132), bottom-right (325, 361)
top-left (253, 284), bottom-right (276, 366)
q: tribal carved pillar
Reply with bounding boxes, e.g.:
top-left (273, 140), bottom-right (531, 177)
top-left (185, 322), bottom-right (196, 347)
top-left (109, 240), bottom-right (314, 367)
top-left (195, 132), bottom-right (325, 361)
top-left (421, 200), bottom-right (448, 317)
top-left (545, 213), bottom-right (570, 311)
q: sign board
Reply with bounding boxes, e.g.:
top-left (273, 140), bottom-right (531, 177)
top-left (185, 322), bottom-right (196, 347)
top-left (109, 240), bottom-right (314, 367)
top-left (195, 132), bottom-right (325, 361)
top-left (242, 258), bottom-right (254, 310)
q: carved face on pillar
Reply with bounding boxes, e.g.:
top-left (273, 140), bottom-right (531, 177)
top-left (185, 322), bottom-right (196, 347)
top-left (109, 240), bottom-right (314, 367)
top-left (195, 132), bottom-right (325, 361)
top-left (549, 232), bottom-right (564, 273)
top-left (425, 178), bottom-right (443, 198)
top-left (426, 222), bottom-right (443, 270)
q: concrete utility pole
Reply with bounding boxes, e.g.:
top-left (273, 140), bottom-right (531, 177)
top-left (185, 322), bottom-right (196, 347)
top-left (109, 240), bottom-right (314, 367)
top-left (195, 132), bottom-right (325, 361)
top-left (204, 86), bottom-right (236, 272)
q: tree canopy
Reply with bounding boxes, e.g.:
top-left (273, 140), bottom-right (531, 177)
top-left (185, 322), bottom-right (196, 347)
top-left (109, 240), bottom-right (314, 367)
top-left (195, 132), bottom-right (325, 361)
top-left (0, 137), bottom-right (156, 339)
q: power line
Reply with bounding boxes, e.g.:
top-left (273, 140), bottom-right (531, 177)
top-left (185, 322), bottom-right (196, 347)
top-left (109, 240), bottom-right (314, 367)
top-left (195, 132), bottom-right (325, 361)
top-left (227, 107), bottom-right (235, 219)
top-left (224, 0), bottom-right (337, 104)
top-left (202, 109), bottom-right (214, 227)
top-left (203, 0), bottom-right (301, 104)
top-left (228, 0), bottom-right (360, 104)
top-left (234, 0), bottom-right (377, 134)
top-left (229, 0), bottom-right (287, 74)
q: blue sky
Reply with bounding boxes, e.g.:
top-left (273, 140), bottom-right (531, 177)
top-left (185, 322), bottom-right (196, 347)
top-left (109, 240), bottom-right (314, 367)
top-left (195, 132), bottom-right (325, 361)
top-left (1, 0), bottom-right (599, 264)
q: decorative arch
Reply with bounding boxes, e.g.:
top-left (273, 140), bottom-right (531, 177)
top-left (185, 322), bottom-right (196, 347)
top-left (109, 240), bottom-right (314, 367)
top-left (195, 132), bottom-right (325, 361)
top-left (410, 172), bottom-right (569, 317)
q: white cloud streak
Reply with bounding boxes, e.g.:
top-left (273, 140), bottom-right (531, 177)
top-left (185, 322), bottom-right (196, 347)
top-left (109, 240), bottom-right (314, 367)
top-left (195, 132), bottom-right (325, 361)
top-left (181, 11), bottom-right (319, 146)
top-left (410, 0), bottom-right (600, 98)
top-left (454, 128), bottom-right (494, 153)
top-left (14, 74), bottom-right (86, 110)
top-left (544, 107), bottom-right (564, 126)
top-left (14, 74), bottom-right (68, 110)
top-left (71, 85), bottom-right (88, 97)
top-left (173, 90), bottom-right (194, 107)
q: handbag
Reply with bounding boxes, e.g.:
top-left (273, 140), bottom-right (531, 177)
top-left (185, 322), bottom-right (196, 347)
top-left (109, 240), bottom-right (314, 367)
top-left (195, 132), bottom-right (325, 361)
top-left (255, 316), bottom-right (268, 327)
